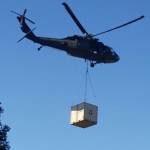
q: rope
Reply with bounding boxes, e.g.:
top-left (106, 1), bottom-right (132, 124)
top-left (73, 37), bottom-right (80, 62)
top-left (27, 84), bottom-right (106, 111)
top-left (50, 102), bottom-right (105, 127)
top-left (84, 61), bottom-right (96, 101)
top-left (84, 61), bottom-right (88, 101)
top-left (87, 70), bottom-right (96, 100)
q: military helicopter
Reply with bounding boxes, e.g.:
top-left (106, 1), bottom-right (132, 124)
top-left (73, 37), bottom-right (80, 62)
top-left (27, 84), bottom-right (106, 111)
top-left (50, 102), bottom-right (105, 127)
top-left (11, 3), bottom-right (144, 67)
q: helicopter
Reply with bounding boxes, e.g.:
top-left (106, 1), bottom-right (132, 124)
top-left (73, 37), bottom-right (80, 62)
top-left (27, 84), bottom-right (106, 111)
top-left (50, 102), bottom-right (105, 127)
top-left (11, 2), bottom-right (144, 67)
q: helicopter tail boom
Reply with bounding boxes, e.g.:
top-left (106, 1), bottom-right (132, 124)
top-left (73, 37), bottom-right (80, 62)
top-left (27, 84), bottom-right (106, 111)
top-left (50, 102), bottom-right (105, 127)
top-left (17, 16), bottom-right (37, 43)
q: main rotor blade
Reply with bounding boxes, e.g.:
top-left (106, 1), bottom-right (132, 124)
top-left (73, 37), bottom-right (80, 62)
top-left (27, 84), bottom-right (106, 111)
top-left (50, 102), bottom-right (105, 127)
top-left (92, 15), bottom-right (144, 37)
top-left (62, 2), bottom-right (88, 35)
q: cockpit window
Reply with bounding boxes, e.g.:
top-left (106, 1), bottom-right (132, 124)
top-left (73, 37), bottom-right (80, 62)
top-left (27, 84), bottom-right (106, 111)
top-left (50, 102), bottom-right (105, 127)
top-left (109, 47), bottom-right (115, 53)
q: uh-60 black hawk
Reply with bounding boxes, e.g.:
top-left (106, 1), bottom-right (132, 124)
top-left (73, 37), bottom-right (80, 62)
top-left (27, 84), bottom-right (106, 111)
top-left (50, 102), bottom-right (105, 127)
top-left (11, 3), bottom-right (144, 67)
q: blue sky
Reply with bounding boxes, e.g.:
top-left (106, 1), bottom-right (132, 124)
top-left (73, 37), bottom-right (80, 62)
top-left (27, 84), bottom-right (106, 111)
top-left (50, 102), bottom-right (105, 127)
top-left (0, 0), bottom-right (150, 150)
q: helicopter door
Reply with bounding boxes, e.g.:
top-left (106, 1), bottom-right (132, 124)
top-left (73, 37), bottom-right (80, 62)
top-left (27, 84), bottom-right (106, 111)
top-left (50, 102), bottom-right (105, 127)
top-left (67, 40), bottom-right (78, 49)
top-left (77, 41), bottom-right (89, 51)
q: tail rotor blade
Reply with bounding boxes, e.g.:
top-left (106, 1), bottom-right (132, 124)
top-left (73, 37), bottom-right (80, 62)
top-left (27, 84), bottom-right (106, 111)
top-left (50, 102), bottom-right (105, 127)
top-left (21, 9), bottom-right (27, 25)
top-left (21, 9), bottom-right (35, 24)
top-left (11, 9), bottom-right (35, 24)
top-left (25, 17), bottom-right (35, 24)
top-left (23, 9), bottom-right (27, 17)
top-left (11, 11), bottom-right (21, 16)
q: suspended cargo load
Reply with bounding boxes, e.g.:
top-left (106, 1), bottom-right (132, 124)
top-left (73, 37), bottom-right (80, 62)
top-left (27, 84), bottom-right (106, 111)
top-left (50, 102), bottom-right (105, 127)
top-left (70, 102), bottom-right (98, 128)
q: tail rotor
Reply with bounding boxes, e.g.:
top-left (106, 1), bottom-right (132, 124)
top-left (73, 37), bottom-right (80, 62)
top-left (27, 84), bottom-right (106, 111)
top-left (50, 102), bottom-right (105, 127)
top-left (11, 9), bottom-right (37, 43)
top-left (11, 9), bottom-right (35, 25)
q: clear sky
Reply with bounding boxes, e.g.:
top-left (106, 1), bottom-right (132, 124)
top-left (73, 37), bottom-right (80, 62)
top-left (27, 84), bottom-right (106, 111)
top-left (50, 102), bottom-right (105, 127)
top-left (0, 0), bottom-right (150, 150)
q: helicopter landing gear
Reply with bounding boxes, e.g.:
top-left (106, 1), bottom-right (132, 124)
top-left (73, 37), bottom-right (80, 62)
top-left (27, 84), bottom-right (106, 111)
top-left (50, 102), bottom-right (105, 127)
top-left (90, 62), bottom-right (96, 68)
top-left (90, 63), bottom-right (94, 67)
top-left (38, 45), bottom-right (44, 51)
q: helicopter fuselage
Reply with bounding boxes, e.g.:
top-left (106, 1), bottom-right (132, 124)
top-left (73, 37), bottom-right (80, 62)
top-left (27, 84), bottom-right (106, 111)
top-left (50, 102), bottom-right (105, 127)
top-left (17, 16), bottom-right (119, 67)
top-left (12, 2), bottom-right (144, 67)
top-left (36, 35), bottom-right (119, 64)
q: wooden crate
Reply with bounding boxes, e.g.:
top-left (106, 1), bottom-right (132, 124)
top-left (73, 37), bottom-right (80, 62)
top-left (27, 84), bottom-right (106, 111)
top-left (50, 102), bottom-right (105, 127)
top-left (70, 102), bottom-right (98, 128)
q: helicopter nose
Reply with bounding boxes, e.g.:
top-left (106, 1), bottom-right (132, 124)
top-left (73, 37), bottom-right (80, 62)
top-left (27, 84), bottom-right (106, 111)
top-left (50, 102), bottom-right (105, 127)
top-left (115, 54), bottom-right (120, 62)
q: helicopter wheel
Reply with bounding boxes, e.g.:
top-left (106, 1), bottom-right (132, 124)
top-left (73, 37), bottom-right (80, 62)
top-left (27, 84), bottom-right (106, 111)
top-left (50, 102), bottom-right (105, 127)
top-left (90, 62), bottom-right (95, 68)
top-left (38, 45), bottom-right (44, 51)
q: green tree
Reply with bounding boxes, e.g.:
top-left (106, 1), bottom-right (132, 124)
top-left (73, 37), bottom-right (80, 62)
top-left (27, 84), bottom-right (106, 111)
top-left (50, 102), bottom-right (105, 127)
top-left (0, 102), bottom-right (10, 150)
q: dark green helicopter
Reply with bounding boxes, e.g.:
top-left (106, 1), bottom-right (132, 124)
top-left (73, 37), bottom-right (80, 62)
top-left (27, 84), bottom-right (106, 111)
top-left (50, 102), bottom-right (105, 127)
top-left (11, 2), bottom-right (144, 67)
